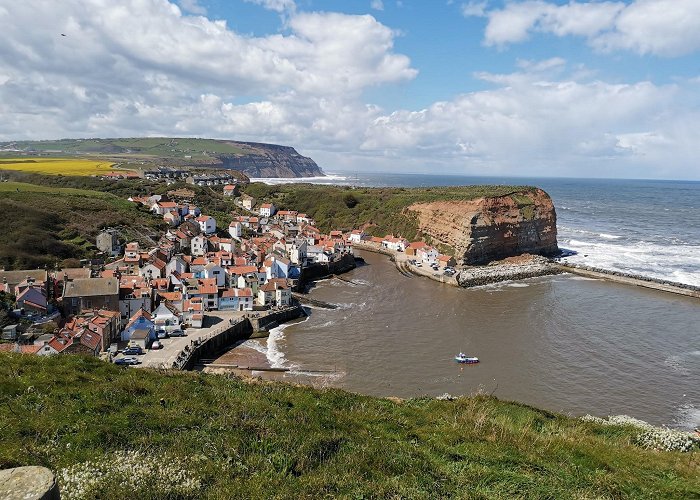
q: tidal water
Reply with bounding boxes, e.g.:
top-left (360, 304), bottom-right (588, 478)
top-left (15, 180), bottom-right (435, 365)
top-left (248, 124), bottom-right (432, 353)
top-left (254, 173), bottom-right (700, 286)
top-left (242, 173), bottom-right (700, 428)
top-left (256, 250), bottom-right (700, 429)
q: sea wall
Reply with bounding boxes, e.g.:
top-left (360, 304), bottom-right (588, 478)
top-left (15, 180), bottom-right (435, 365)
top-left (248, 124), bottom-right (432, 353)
top-left (181, 305), bottom-right (305, 369)
top-left (298, 253), bottom-right (357, 289)
top-left (558, 263), bottom-right (700, 299)
top-left (408, 188), bottom-right (558, 264)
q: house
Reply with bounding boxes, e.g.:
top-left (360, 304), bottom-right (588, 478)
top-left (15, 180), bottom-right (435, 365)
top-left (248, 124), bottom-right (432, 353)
top-left (96, 229), bottom-right (120, 256)
top-left (229, 221), bottom-right (242, 239)
top-left (348, 230), bottom-right (365, 243)
top-left (219, 288), bottom-right (254, 311)
top-left (182, 298), bottom-right (204, 328)
top-left (166, 255), bottom-right (188, 277)
top-left (129, 329), bottom-right (152, 350)
top-left (382, 236), bottom-right (409, 252)
top-left (405, 241), bottom-right (429, 257)
top-left (259, 203), bottom-right (277, 217)
top-left (121, 309), bottom-right (155, 342)
top-left (196, 216), bottom-right (216, 235)
top-left (257, 279), bottom-right (291, 307)
top-left (119, 286), bottom-right (152, 323)
top-left (140, 260), bottom-right (166, 280)
top-left (223, 184), bottom-right (236, 197)
top-left (163, 210), bottom-right (181, 227)
top-left (191, 235), bottom-right (207, 256)
top-left (437, 254), bottom-right (457, 269)
top-left (416, 246), bottom-right (440, 265)
top-left (236, 274), bottom-right (260, 295)
top-left (203, 262), bottom-right (226, 287)
top-left (241, 194), bottom-right (255, 210)
top-left (152, 302), bottom-right (182, 335)
top-left (0, 270), bottom-right (48, 296)
top-left (2, 324), bottom-right (18, 341)
top-left (151, 200), bottom-right (178, 216)
top-left (287, 239), bottom-right (308, 265)
top-left (15, 286), bottom-right (48, 316)
top-left (62, 278), bottom-right (120, 316)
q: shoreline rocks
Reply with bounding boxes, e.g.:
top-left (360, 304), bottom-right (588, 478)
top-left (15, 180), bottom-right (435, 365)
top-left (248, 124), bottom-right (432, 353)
top-left (456, 256), bottom-right (561, 288)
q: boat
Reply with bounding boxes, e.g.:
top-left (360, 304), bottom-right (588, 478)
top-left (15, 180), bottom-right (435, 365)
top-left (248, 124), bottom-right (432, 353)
top-left (455, 352), bottom-right (479, 364)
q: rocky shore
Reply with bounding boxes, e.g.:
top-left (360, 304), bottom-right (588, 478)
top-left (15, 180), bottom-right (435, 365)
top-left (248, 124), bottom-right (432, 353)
top-left (456, 255), bottom-right (561, 288)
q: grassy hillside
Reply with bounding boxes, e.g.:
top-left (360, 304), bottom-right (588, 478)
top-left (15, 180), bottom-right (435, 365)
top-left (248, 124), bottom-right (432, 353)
top-left (243, 183), bottom-right (535, 241)
top-left (0, 355), bottom-right (697, 499)
top-left (0, 181), bottom-right (163, 269)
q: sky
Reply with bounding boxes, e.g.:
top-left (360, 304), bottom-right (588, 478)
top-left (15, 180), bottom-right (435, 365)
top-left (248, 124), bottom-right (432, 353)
top-left (1, 1), bottom-right (699, 179)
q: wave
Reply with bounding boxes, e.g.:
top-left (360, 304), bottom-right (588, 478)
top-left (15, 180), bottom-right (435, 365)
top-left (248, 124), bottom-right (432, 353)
top-left (266, 315), bottom-right (309, 368)
top-left (559, 238), bottom-right (700, 287)
top-left (674, 404), bottom-right (700, 431)
top-left (559, 226), bottom-right (622, 240)
top-left (250, 174), bottom-right (348, 186)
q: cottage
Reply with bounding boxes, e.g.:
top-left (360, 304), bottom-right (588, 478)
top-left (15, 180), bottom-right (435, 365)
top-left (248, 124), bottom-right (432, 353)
top-left (191, 235), bottom-right (207, 256)
top-left (152, 302), bottom-right (182, 335)
top-left (219, 288), bottom-right (254, 311)
top-left (196, 216), bottom-right (217, 235)
top-left (96, 229), bottom-right (120, 256)
top-left (241, 194), bottom-right (255, 210)
top-left (259, 203), bottom-right (277, 217)
top-left (223, 185), bottom-right (236, 197)
top-left (122, 309), bottom-right (155, 342)
top-left (348, 230), bottom-right (366, 243)
top-left (62, 278), bottom-right (119, 316)
top-left (257, 279), bottom-right (291, 307)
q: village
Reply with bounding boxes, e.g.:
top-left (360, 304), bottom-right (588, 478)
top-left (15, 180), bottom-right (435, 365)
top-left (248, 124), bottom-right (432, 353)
top-left (0, 184), bottom-right (458, 366)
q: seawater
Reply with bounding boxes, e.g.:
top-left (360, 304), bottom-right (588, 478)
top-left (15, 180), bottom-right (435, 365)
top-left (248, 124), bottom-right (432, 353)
top-left (245, 173), bottom-right (700, 428)
top-left (253, 173), bottom-right (700, 286)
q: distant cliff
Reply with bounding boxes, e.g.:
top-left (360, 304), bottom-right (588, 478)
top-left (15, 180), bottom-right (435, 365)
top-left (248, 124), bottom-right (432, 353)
top-left (0, 137), bottom-right (325, 178)
top-left (408, 188), bottom-right (558, 264)
top-left (219, 142), bottom-right (323, 178)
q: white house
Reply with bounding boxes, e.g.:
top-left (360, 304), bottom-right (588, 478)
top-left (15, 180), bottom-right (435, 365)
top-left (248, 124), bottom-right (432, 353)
top-left (228, 221), bottom-right (242, 239)
top-left (382, 236), bottom-right (409, 252)
top-left (286, 239), bottom-right (308, 265)
top-left (203, 262), bottom-right (226, 287)
top-left (191, 235), bottom-right (207, 256)
top-left (219, 288), bottom-right (254, 311)
top-left (166, 255), bottom-right (188, 277)
top-left (152, 302), bottom-right (182, 335)
top-left (348, 230), bottom-right (366, 243)
top-left (241, 195), bottom-right (255, 210)
top-left (223, 185), bottom-right (236, 197)
top-left (417, 246), bottom-right (440, 265)
top-left (259, 203), bottom-right (277, 217)
top-left (196, 216), bottom-right (216, 235)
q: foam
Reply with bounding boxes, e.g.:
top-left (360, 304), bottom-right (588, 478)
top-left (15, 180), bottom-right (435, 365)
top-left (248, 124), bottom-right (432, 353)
top-left (559, 238), bottom-right (700, 287)
top-left (250, 174), bottom-right (348, 186)
top-left (266, 315), bottom-right (309, 369)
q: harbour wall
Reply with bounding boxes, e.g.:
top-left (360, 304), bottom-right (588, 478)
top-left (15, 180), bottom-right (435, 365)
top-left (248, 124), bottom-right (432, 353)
top-left (557, 263), bottom-right (700, 299)
top-left (181, 305), bottom-right (305, 370)
top-left (298, 253), bottom-right (357, 289)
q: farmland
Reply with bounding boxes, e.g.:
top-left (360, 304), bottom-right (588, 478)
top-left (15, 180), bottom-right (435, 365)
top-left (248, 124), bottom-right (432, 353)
top-left (0, 157), bottom-right (123, 176)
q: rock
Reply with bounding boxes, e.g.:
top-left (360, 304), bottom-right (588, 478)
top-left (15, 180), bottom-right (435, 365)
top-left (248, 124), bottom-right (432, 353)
top-left (219, 142), bottom-right (323, 178)
top-left (456, 257), bottom-right (561, 288)
top-left (0, 466), bottom-right (60, 500)
top-left (408, 188), bottom-right (558, 264)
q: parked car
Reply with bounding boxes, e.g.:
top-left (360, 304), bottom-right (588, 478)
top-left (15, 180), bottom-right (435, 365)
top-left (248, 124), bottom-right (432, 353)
top-left (157, 330), bottom-right (168, 339)
top-left (115, 357), bottom-right (140, 366)
top-left (169, 330), bottom-right (186, 337)
top-left (151, 341), bottom-right (162, 350)
top-left (123, 346), bottom-right (144, 356)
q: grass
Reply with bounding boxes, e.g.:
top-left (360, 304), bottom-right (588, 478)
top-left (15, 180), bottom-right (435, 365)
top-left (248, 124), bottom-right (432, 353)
top-left (0, 181), bottom-right (163, 270)
top-left (0, 157), bottom-right (124, 176)
top-left (0, 354), bottom-right (697, 499)
top-left (243, 183), bottom-right (538, 242)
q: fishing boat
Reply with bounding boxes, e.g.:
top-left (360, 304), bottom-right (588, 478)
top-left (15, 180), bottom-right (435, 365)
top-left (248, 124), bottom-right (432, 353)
top-left (455, 352), bottom-right (479, 364)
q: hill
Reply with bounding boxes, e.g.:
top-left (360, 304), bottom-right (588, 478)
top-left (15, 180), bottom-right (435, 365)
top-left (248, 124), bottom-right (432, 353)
top-left (0, 137), bottom-right (324, 178)
top-left (0, 354), bottom-right (697, 498)
top-left (242, 183), bottom-right (558, 260)
top-left (0, 181), bottom-right (163, 270)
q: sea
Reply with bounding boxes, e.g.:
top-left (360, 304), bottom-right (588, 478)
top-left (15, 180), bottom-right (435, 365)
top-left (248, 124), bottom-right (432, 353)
top-left (231, 173), bottom-right (700, 429)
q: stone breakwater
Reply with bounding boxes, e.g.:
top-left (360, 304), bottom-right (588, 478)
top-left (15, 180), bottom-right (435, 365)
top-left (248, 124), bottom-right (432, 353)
top-left (456, 256), bottom-right (561, 288)
top-left (558, 263), bottom-right (700, 299)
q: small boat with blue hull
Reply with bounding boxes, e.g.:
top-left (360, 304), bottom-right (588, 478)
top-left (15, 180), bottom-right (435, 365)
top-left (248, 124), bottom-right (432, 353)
top-left (455, 352), bottom-right (479, 364)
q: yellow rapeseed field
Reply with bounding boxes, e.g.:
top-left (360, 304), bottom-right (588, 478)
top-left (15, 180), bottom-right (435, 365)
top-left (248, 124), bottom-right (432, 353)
top-left (0, 157), bottom-right (122, 176)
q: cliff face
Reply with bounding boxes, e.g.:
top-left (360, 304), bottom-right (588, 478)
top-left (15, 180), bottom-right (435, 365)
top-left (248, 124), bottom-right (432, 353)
top-left (408, 188), bottom-right (558, 264)
top-left (220, 142), bottom-right (323, 178)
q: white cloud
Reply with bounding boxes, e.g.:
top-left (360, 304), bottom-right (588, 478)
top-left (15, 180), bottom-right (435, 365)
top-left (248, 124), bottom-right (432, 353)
top-left (178, 0), bottom-right (206, 15)
top-left (371, 0), bottom-right (384, 11)
top-left (461, 1), bottom-right (489, 17)
top-left (473, 0), bottom-right (700, 57)
top-left (244, 0), bottom-right (296, 14)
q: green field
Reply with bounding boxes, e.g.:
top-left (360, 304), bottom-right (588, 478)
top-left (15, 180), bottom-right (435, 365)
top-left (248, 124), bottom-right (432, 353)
top-left (0, 354), bottom-right (697, 499)
top-left (0, 181), bottom-right (163, 270)
top-left (1, 137), bottom-right (248, 159)
top-left (243, 183), bottom-right (535, 241)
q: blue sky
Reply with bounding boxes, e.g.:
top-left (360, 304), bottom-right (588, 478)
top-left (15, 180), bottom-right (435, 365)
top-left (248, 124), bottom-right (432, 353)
top-left (1, 0), bottom-right (699, 179)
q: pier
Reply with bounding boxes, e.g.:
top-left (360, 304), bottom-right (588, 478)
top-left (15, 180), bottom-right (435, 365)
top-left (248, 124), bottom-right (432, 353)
top-left (558, 263), bottom-right (700, 299)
